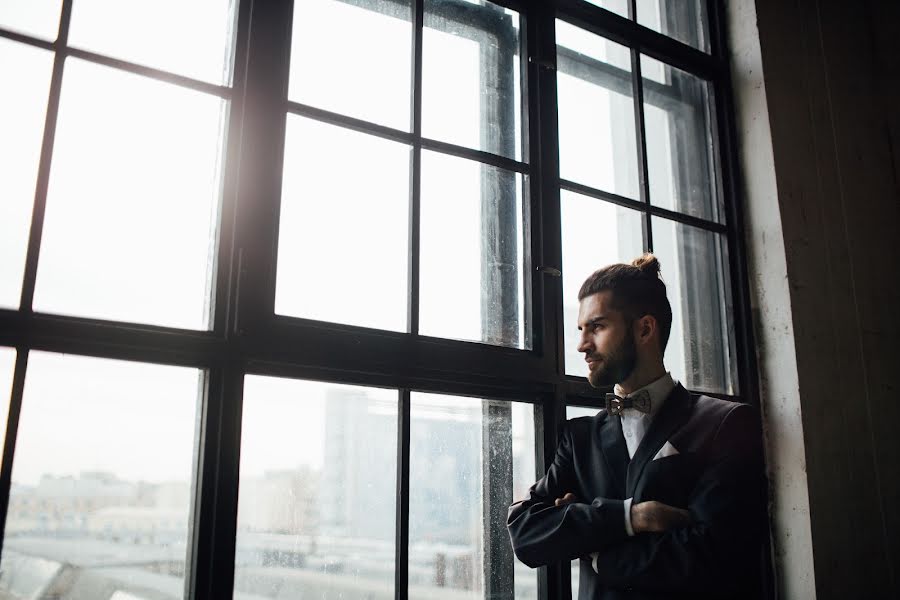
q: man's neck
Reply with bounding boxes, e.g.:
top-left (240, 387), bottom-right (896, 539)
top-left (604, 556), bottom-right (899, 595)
top-left (617, 363), bottom-right (667, 395)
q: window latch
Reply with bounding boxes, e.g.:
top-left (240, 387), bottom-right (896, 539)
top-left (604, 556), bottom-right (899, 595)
top-left (528, 56), bottom-right (556, 71)
top-left (537, 265), bottom-right (561, 277)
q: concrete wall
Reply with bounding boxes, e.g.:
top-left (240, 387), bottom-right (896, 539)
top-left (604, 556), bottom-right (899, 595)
top-left (727, 0), bottom-right (900, 598)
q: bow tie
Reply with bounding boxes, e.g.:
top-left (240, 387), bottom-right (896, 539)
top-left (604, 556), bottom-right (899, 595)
top-left (605, 390), bottom-right (651, 416)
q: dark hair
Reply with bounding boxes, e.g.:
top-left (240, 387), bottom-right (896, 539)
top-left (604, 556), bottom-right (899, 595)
top-left (578, 254), bottom-right (673, 351)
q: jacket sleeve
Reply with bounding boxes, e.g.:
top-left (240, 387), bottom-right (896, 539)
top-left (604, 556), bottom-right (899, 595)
top-left (507, 421), bottom-right (630, 568)
top-left (591, 403), bottom-right (766, 595)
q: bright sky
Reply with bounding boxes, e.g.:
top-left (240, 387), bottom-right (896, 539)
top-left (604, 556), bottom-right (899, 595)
top-left (0, 0), bottom-right (697, 485)
top-left (12, 351), bottom-right (200, 486)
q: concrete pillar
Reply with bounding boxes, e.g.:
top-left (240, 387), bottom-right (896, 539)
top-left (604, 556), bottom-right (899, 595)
top-left (726, 0), bottom-right (900, 597)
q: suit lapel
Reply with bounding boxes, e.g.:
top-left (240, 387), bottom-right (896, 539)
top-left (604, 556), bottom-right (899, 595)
top-left (597, 411), bottom-right (629, 496)
top-left (625, 384), bottom-right (694, 496)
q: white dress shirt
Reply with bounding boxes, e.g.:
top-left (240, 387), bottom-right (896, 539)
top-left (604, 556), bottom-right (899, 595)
top-left (591, 372), bottom-right (677, 572)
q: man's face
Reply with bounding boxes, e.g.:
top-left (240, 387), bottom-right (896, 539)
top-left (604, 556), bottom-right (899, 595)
top-left (576, 291), bottom-right (637, 388)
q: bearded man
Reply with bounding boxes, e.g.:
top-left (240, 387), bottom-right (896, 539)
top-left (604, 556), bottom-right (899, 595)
top-left (507, 254), bottom-right (765, 599)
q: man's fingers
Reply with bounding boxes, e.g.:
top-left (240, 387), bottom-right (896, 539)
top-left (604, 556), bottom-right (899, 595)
top-left (554, 492), bottom-right (578, 506)
top-left (631, 501), bottom-right (692, 532)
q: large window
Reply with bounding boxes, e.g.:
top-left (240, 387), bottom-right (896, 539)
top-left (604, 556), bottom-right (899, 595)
top-left (0, 1), bottom-right (756, 600)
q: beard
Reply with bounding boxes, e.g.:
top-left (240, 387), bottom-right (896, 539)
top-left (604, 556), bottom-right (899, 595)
top-left (587, 332), bottom-right (638, 388)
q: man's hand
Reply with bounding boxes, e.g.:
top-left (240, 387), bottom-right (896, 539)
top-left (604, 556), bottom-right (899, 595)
top-left (554, 492), bottom-right (579, 507)
top-left (630, 500), bottom-right (691, 533)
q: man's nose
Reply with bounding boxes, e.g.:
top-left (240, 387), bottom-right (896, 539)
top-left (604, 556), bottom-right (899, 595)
top-left (576, 332), bottom-right (591, 354)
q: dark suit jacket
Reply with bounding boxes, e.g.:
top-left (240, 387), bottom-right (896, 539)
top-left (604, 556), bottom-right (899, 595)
top-left (507, 385), bottom-right (765, 599)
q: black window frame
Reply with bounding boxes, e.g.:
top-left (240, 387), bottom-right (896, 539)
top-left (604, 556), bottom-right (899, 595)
top-left (0, 0), bottom-right (765, 599)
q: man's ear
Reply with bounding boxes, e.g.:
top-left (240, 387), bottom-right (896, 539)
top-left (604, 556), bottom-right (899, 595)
top-left (634, 315), bottom-right (657, 346)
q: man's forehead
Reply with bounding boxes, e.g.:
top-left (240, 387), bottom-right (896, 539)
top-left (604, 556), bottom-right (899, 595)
top-left (577, 291), bottom-right (618, 322)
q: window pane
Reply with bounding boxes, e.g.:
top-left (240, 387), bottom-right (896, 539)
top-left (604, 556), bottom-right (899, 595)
top-left (275, 116), bottom-right (410, 332)
top-left (566, 405), bottom-right (599, 420)
top-left (562, 191), bottom-right (644, 376)
top-left (410, 393), bottom-right (537, 600)
top-left (651, 218), bottom-right (736, 394)
top-left (234, 376), bottom-right (397, 599)
top-left (557, 21), bottom-right (638, 199)
top-left (636, 0), bottom-right (710, 53)
top-left (68, 0), bottom-right (237, 84)
top-left (0, 352), bottom-right (200, 600)
top-left (0, 39), bottom-right (53, 309)
top-left (419, 151), bottom-right (526, 348)
top-left (423, 1), bottom-right (522, 161)
top-left (0, 0), bottom-right (61, 40)
top-left (642, 55), bottom-right (720, 221)
top-left (290, 0), bottom-right (412, 131)
top-left (33, 59), bottom-right (224, 330)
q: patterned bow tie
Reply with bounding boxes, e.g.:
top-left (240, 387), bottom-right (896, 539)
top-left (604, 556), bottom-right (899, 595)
top-left (605, 390), bottom-right (651, 416)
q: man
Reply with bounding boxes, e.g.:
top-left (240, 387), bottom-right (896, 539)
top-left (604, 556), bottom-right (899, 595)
top-left (507, 255), bottom-right (765, 599)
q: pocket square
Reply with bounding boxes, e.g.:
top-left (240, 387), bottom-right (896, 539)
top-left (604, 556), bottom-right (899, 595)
top-left (652, 441), bottom-right (680, 461)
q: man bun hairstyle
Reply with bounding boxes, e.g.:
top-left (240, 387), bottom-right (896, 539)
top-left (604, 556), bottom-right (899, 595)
top-left (630, 253), bottom-right (661, 276)
top-left (578, 253), bottom-right (673, 351)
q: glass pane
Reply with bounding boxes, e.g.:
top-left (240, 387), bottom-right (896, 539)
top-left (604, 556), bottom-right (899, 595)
top-left (584, 0), bottom-right (629, 19)
top-left (651, 218), bottom-right (736, 394)
top-left (68, 0), bottom-right (237, 84)
top-left (561, 191), bottom-right (644, 376)
top-left (637, 0), bottom-right (710, 53)
top-left (33, 59), bottom-right (224, 330)
top-left (0, 39), bottom-right (53, 309)
top-left (0, 352), bottom-right (200, 600)
top-left (290, 0), bottom-right (412, 131)
top-left (234, 376), bottom-right (397, 599)
top-left (423, 1), bottom-right (522, 161)
top-left (0, 0), bottom-right (61, 40)
top-left (556, 21), bottom-right (639, 199)
top-left (572, 559), bottom-right (580, 600)
top-left (409, 393), bottom-right (537, 600)
top-left (566, 405), bottom-right (599, 420)
top-left (275, 116), bottom-right (410, 332)
top-left (419, 151), bottom-right (526, 348)
top-left (642, 55), bottom-right (720, 222)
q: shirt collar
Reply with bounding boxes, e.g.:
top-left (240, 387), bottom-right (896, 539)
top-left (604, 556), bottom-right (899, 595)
top-left (615, 372), bottom-right (676, 417)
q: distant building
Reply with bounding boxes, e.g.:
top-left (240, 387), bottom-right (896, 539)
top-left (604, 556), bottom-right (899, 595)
top-left (7, 472), bottom-right (151, 535)
top-left (321, 387), bottom-right (398, 541)
top-left (238, 467), bottom-right (319, 535)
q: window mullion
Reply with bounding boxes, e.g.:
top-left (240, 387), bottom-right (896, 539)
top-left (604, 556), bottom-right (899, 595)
top-left (198, 0), bottom-right (295, 597)
top-left (211, 0), bottom-right (253, 337)
top-left (230, 0), bottom-right (294, 339)
top-left (0, 349), bottom-right (29, 557)
top-left (395, 389), bottom-right (412, 600)
top-left (18, 0), bottom-right (72, 313)
top-left (192, 359), bottom-right (244, 600)
top-left (408, 0), bottom-right (425, 336)
top-left (527, 0), bottom-right (561, 374)
top-left (630, 46), bottom-right (654, 252)
top-left (527, 5), bottom-right (566, 600)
